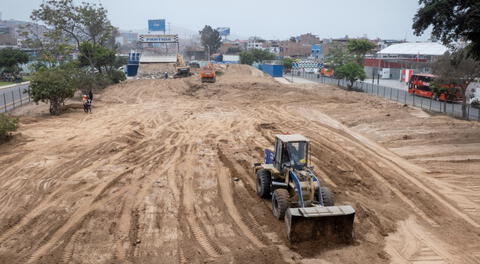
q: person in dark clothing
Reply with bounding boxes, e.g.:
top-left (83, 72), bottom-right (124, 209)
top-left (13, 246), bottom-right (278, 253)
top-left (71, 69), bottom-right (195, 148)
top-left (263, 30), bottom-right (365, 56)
top-left (86, 98), bottom-right (92, 113)
top-left (88, 90), bottom-right (93, 102)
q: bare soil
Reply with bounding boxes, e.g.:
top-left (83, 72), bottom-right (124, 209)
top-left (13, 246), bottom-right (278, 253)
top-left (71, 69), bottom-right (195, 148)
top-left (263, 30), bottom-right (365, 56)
top-left (0, 65), bottom-right (479, 264)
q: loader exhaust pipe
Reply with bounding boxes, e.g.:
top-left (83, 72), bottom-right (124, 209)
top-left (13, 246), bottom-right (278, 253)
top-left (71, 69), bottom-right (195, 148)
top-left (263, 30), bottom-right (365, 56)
top-left (285, 206), bottom-right (355, 243)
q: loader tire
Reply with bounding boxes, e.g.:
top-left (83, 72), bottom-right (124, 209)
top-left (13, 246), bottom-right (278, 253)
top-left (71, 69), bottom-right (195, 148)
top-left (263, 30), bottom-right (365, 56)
top-left (272, 189), bottom-right (290, 220)
top-left (256, 169), bottom-right (271, 198)
top-left (319, 187), bottom-right (335, 206)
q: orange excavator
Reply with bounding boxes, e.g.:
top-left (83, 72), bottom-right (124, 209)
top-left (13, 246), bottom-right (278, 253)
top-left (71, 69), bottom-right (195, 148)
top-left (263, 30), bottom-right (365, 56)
top-left (200, 63), bottom-right (216, 83)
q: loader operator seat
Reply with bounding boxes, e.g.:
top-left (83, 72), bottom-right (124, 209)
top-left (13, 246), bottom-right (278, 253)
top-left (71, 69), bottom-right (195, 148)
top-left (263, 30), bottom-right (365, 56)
top-left (278, 141), bottom-right (307, 171)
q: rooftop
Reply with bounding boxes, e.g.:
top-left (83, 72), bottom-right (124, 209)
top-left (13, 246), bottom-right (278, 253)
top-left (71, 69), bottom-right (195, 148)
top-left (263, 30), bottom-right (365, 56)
top-left (378, 42), bottom-right (448, 56)
top-left (275, 134), bottom-right (308, 142)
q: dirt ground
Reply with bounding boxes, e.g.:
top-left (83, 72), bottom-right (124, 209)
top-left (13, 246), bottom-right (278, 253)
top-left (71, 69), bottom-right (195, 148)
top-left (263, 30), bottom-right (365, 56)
top-left (1, 65), bottom-right (479, 264)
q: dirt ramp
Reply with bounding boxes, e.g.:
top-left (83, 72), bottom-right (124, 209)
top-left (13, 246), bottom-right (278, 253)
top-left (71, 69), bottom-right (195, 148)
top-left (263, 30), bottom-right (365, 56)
top-left (137, 63), bottom-right (176, 78)
top-left (219, 64), bottom-right (275, 84)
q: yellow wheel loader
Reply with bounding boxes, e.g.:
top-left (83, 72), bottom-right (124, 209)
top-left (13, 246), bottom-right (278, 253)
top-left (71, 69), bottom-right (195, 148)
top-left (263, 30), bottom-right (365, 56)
top-left (174, 54), bottom-right (192, 78)
top-left (253, 134), bottom-right (355, 243)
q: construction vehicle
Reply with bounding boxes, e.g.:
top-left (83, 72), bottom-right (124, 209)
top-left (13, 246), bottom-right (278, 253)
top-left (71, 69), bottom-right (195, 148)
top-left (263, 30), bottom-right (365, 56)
top-left (254, 134), bottom-right (355, 243)
top-left (320, 67), bottom-right (334, 77)
top-left (200, 63), bottom-right (216, 83)
top-left (174, 54), bottom-right (192, 78)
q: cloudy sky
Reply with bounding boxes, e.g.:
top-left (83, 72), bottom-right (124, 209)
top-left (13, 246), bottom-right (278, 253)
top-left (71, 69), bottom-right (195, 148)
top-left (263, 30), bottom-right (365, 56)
top-left (2, 0), bottom-right (431, 40)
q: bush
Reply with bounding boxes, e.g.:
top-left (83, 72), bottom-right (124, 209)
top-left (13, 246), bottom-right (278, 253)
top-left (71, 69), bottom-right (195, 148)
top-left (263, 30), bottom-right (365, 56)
top-left (0, 114), bottom-right (18, 140)
top-left (29, 67), bottom-right (76, 115)
top-left (109, 70), bottom-right (126, 84)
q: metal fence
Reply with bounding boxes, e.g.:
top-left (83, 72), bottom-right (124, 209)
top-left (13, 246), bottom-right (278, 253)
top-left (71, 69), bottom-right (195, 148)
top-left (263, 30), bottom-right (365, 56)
top-left (0, 82), bottom-right (31, 113)
top-left (290, 72), bottom-right (480, 121)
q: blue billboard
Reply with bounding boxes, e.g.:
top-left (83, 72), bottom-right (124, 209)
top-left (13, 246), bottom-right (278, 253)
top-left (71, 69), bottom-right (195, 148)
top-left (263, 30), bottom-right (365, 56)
top-left (216, 27), bottom-right (230, 36)
top-left (148, 19), bottom-right (166, 32)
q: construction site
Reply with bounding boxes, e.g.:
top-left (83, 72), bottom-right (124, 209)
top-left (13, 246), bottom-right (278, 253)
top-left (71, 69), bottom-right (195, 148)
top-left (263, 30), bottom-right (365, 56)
top-left (0, 64), bottom-right (479, 263)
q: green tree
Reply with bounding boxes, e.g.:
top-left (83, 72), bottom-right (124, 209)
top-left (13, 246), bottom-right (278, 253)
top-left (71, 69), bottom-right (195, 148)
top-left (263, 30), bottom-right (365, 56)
top-left (347, 39), bottom-right (376, 64)
top-left (239, 49), bottom-right (275, 65)
top-left (250, 49), bottom-right (275, 62)
top-left (336, 62), bottom-right (366, 89)
top-left (239, 51), bottom-right (255, 65)
top-left (0, 114), bottom-right (18, 141)
top-left (20, 27), bottom-right (74, 67)
top-left (431, 49), bottom-right (480, 118)
top-left (413, 0), bottom-right (480, 60)
top-left (282, 57), bottom-right (295, 71)
top-left (28, 67), bottom-right (76, 115)
top-left (325, 43), bottom-right (354, 71)
top-left (31, 0), bottom-right (118, 70)
top-left (0, 48), bottom-right (29, 76)
top-left (78, 42), bottom-right (116, 73)
top-left (199, 25), bottom-right (222, 55)
top-left (31, 0), bottom-right (116, 48)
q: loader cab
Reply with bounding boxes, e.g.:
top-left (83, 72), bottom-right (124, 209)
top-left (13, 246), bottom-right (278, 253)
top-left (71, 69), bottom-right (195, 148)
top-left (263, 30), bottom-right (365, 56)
top-left (274, 134), bottom-right (309, 172)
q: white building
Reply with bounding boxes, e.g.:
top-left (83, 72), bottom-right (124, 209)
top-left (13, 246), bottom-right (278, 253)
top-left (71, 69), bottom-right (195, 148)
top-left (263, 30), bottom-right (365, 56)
top-left (247, 41), bottom-right (263, 50)
top-left (378, 42), bottom-right (448, 60)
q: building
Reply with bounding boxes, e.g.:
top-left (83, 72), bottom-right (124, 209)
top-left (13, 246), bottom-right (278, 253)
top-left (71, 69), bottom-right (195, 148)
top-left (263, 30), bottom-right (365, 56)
top-left (279, 41), bottom-right (311, 58)
top-left (247, 41), bottom-right (263, 50)
top-left (220, 41), bottom-right (241, 54)
top-left (311, 44), bottom-right (322, 59)
top-left (0, 25), bottom-right (16, 46)
top-left (376, 39), bottom-right (406, 51)
top-left (298, 33), bottom-right (321, 45)
top-left (364, 42), bottom-right (448, 80)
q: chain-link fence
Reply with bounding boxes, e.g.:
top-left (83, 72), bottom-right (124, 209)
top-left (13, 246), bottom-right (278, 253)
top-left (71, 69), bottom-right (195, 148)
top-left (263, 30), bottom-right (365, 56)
top-left (289, 72), bottom-right (480, 121)
top-left (0, 82), bottom-right (31, 113)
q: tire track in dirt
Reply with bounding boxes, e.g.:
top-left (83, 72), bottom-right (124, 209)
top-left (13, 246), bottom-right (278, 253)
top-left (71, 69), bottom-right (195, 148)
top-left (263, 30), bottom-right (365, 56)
top-left (23, 127), bottom-right (170, 262)
top-left (0, 145), bottom-right (133, 246)
top-left (216, 161), bottom-right (264, 248)
top-left (385, 216), bottom-right (478, 264)
top-left (306, 110), bottom-right (480, 228)
top-left (181, 159), bottom-right (222, 258)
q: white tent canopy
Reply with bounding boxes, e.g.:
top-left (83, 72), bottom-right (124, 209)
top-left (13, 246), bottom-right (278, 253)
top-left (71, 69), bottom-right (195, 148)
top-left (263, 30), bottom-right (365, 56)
top-left (378, 42), bottom-right (448, 56)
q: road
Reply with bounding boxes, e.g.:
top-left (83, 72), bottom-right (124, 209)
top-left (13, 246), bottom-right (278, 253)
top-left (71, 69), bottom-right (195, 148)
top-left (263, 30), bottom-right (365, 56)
top-left (0, 82), bottom-right (30, 113)
top-left (293, 73), bottom-right (480, 121)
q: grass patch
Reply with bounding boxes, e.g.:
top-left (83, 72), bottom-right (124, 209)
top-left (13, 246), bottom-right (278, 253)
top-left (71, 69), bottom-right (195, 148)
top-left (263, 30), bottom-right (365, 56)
top-left (0, 82), bottom-right (14, 87)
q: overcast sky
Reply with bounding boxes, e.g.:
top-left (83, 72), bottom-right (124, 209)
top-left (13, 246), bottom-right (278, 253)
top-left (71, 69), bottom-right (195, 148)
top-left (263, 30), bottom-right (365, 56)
top-left (1, 0), bottom-right (431, 41)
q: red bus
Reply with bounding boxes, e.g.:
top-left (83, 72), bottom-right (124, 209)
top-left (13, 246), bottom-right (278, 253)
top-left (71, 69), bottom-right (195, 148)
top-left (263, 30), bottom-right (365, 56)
top-left (408, 73), bottom-right (463, 102)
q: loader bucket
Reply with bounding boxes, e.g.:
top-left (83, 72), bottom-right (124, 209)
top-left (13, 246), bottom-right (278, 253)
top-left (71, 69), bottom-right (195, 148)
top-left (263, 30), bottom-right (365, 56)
top-left (285, 205), bottom-right (355, 243)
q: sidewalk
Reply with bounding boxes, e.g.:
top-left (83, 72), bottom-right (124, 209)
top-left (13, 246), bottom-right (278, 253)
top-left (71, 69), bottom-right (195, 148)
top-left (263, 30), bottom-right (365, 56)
top-left (364, 79), bottom-right (408, 91)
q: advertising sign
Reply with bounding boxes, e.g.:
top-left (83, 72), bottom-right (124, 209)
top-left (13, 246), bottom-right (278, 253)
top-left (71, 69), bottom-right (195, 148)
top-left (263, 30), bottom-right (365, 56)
top-left (216, 27), bottom-right (230, 36)
top-left (148, 19), bottom-right (166, 32)
top-left (381, 68), bottom-right (391, 79)
top-left (138, 34), bottom-right (178, 43)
